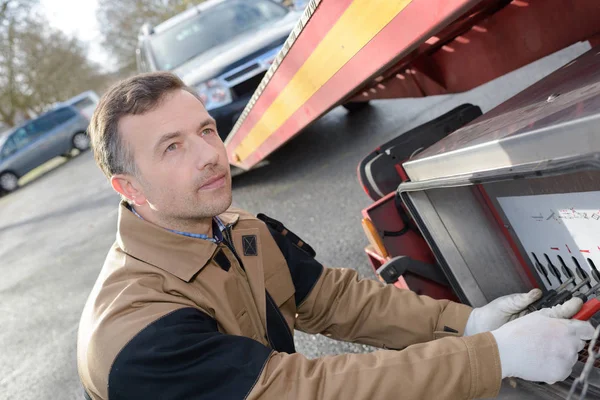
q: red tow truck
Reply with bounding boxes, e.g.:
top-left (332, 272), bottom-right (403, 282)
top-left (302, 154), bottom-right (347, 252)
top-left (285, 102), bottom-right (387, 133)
top-left (225, 1), bottom-right (600, 397)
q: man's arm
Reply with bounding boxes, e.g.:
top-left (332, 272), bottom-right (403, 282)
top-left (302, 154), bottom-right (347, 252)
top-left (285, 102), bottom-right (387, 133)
top-left (299, 266), bottom-right (472, 348)
top-left (107, 306), bottom-right (501, 400)
top-left (265, 220), bottom-right (473, 349)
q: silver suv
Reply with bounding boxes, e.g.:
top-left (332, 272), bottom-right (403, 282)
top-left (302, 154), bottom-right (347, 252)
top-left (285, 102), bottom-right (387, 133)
top-left (136, 0), bottom-right (300, 139)
top-left (0, 106), bottom-right (90, 193)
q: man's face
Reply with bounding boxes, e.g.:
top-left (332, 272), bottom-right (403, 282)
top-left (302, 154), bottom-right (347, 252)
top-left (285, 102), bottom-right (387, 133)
top-left (118, 89), bottom-right (232, 223)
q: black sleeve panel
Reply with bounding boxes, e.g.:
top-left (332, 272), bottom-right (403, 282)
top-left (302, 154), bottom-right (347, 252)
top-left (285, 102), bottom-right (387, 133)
top-left (108, 307), bottom-right (272, 400)
top-left (264, 223), bottom-right (324, 306)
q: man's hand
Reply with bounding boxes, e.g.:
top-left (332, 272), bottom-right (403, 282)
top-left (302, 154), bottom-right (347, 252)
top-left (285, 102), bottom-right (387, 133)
top-left (491, 297), bottom-right (595, 383)
top-left (464, 288), bottom-right (542, 336)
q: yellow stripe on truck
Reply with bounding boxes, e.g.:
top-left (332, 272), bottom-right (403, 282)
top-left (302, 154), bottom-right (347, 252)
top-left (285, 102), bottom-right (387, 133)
top-left (234, 0), bottom-right (412, 161)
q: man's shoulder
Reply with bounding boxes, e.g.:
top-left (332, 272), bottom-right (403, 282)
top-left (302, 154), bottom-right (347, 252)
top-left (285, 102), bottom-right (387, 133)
top-left (79, 242), bottom-right (203, 339)
top-left (77, 248), bottom-right (203, 397)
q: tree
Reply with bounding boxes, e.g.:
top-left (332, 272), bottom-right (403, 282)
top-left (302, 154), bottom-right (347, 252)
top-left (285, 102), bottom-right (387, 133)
top-left (0, 0), bottom-right (36, 126)
top-left (18, 21), bottom-right (110, 114)
top-left (0, 7), bottom-right (111, 127)
top-left (0, 0), bottom-right (34, 20)
top-left (97, 0), bottom-right (200, 74)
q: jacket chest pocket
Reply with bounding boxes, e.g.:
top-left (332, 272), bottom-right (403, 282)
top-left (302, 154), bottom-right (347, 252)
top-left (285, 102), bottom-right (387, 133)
top-left (196, 262), bottom-right (261, 340)
top-left (231, 270), bottom-right (263, 341)
top-left (235, 308), bottom-right (257, 340)
top-left (265, 265), bottom-right (296, 330)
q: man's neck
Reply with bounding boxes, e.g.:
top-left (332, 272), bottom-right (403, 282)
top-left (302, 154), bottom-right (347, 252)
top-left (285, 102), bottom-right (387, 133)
top-left (132, 205), bottom-right (214, 238)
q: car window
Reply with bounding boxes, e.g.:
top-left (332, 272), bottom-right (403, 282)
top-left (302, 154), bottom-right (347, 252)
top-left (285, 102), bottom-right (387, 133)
top-left (3, 128), bottom-right (32, 155)
top-left (28, 108), bottom-right (75, 139)
top-left (51, 107), bottom-right (77, 125)
top-left (149, 0), bottom-right (288, 70)
top-left (71, 99), bottom-right (94, 113)
top-left (1, 136), bottom-right (17, 158)
top-left (30, 114), bottom-right (57, 137)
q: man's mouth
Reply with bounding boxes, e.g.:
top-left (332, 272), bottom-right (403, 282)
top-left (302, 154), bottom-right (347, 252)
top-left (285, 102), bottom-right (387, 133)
top-left (199, 173), bottom-right (226, 190)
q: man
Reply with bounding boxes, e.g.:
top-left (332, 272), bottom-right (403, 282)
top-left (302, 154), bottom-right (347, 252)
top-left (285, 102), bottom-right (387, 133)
top-left (78, 72), bottom-right (595, 400)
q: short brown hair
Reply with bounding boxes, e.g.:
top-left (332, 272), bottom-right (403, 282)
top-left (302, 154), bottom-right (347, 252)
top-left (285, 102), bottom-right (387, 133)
top-left (89, 72), bottom-right (201, 178)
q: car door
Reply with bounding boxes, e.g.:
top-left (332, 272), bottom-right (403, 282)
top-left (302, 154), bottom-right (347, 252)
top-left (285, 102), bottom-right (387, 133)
top-left (23, 114), bottom-right (58, 168)
top-left (44, 108), bottom-right (78, 156)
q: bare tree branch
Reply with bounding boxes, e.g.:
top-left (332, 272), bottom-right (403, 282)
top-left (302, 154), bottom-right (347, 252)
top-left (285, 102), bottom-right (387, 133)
top-left (0, 8), bottom-right (112, 127)
top-left (96, 0), bottom-right (200, 73)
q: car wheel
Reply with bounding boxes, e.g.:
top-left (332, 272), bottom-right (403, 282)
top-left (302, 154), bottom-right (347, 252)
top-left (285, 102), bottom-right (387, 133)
top-left (0, 172), bottom-right (19, 193)
top-left (72, 132), bottom-right (90, 151)
top-left (343, 101), bottom-right (371, 113)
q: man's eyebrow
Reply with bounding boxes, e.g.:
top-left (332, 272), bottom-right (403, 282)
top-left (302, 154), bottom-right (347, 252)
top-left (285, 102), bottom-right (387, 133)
top-left (154, 131), bottom-right (183, 154)
top-left (197, 117), bottom-right (217, 131)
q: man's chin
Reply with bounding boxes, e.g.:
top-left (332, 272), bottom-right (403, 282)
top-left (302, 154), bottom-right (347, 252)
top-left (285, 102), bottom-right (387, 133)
top-left (215, 193), bottom-right (233, 215)
top-left (197, 189), bottom-right (232, 216)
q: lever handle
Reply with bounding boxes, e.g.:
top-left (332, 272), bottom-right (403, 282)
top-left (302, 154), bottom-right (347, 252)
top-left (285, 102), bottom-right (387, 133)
top-left (573, 298), bottom-right (600, 321)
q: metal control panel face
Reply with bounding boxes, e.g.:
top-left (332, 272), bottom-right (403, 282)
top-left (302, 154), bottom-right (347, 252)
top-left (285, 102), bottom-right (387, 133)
top-left (497, 191), bottom-right (600, 291)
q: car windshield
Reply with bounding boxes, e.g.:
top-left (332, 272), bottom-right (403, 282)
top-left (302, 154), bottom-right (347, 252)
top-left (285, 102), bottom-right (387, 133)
top-left (149, 0), bottom-right (287, 70)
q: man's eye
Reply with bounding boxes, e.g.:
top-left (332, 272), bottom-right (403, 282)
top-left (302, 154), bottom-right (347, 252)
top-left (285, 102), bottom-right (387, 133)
top-left (166, 143), bottom-right (178, 152)
top-left (201, 128), bottom-right (215, 137)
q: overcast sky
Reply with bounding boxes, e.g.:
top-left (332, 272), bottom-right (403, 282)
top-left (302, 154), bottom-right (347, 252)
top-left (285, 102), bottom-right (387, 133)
top-left (40, 0), bottom-right (116, 71)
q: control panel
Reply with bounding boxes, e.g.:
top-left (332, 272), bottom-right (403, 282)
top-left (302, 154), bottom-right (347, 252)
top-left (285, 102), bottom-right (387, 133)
top-left (498, 191), bottom-right (600, 293)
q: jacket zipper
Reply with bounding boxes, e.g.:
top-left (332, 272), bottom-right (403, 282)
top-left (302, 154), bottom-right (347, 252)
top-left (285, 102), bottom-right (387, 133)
top-left (222, 224), bottom-right (292, 349)
top-left (223, 225), bottom-right (242, 269)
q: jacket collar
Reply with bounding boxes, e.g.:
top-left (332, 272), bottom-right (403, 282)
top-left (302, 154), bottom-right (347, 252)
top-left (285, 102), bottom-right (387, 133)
top-left (116, 202), bottom-right (239, 281)
top-left (218, 209), bottom-right (240, 227)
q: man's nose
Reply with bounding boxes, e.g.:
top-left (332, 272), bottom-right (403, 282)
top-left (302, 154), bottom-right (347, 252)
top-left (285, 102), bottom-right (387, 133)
top-left (191, 135), bottom-right (219, 170)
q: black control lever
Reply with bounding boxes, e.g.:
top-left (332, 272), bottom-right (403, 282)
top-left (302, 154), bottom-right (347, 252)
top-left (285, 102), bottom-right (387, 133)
top-left (532, 253), bottom-right (552, 286)
top-left (376, 256), bottom-right (450, 286)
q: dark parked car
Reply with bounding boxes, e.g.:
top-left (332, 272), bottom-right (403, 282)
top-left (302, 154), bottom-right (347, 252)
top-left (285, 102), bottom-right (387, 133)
top-left (136, 0), bottom-right (300, 139)
top-left (0, 106), bottom-right (90, 193)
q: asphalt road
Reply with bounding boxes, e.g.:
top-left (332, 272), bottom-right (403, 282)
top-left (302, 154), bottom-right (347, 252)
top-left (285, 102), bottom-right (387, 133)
top-left (0, 43), bottom-right (589, 400)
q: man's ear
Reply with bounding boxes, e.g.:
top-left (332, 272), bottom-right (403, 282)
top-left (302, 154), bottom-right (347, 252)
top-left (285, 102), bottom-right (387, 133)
top-left (111, 174), bottom-right (147, 206)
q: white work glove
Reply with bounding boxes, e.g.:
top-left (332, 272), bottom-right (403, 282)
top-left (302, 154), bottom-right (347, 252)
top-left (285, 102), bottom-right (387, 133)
top-left (464, 288), bottom-right (543, 336)
top-left (491, 297), bottom-right (595, 384)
